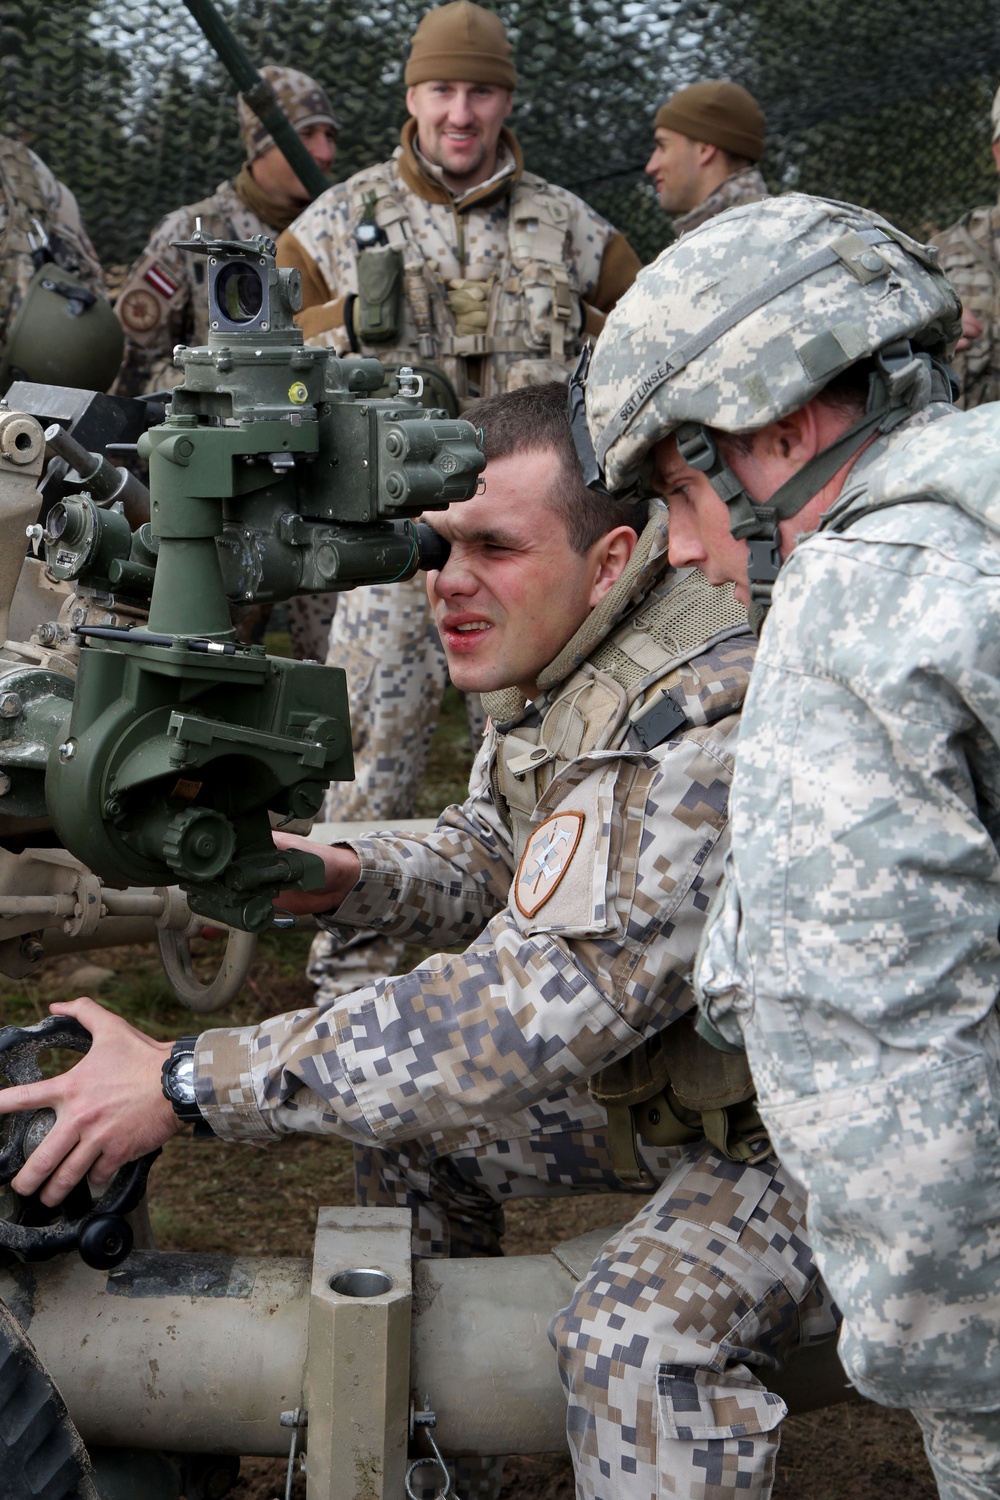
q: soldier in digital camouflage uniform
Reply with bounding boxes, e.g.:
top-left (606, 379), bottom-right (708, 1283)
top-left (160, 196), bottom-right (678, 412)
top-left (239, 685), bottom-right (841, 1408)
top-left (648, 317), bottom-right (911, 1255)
top-left (646, 80), bottom-right (770, 237)
top-left (0, 134), bottom-right (117, 393)
top-left (583, 191), bottom-right (1000, 1500)
top-left (284, 0), bottom-right (641, 989)
top-left (4, 383), bottom-right (841, 1500)
top-left (112, 66), bottom-right (340, 659)
top-left (931, 83), bottom-right (1000, 409)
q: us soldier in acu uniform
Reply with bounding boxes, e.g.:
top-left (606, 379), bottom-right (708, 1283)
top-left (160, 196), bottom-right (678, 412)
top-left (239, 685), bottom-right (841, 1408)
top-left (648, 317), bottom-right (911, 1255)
top-left (646, 80), bottom-right (770, 236)
top-left (932, 83), bottom-right (1000, 408)
top-left (113, 64), bottom-right (339, 660)
top-left (1, 385), bottom-right (841, 1500)
top-left (0, 135), bottom-right (121, 395)
top-left (584, 192), bottom-right (1000, 1499)
top-left (282, 0), bottom-right (641, 990)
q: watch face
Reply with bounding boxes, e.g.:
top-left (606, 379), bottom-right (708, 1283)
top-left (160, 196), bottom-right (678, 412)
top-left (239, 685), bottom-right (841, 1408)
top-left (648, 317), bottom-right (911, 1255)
top-left (168, 1052), bottom-right (197, 1105)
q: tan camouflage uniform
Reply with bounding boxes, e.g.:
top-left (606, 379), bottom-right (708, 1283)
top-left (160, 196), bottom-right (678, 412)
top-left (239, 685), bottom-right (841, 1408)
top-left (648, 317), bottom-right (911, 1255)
top-left (192, 511), bottom-right (838, 1499)
top-left (112, 70), bottom-right (340, 663)
top-left (0, 136), bottom-right (106, 351)
top-left (279, 121), bottom-right (640, 985)
top-left (932, 194), bottom-right (1000, 408)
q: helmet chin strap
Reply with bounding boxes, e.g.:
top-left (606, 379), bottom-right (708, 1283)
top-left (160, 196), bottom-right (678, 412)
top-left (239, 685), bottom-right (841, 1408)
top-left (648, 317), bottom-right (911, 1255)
top-left (675, 342), bottom-right (938, 634)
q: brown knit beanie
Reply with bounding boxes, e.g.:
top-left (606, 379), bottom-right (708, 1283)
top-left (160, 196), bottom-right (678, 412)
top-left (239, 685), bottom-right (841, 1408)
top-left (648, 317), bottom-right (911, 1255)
top-left (405, 2), bottom-right (516, 90)
top-left (654, 81), bottom-right (764, 162)
top-left (238, 65), bottom-right (338, 162)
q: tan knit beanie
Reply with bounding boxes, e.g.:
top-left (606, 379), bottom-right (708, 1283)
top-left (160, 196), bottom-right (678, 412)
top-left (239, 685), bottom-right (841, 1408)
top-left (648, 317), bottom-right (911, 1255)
top-left (654, 81), bottom-right (764, 162)
top-left (405, 2), bottom-right (516, 90)
top-left (238, 65), bottom-right (338, 162)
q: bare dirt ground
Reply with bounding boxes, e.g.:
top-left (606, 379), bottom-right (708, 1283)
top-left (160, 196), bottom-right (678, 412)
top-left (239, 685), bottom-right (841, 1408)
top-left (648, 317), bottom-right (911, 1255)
top-left (1, 684), bottom-right (940, 1499)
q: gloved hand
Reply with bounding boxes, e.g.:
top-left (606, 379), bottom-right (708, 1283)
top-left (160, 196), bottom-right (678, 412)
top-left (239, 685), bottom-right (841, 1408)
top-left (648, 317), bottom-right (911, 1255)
top-left (447, 278), bottom-right (491, 336)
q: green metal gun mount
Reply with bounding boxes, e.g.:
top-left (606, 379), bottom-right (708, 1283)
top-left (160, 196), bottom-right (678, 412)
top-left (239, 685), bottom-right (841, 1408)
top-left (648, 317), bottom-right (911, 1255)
top-left (24, 230), bottom-right (484, 930)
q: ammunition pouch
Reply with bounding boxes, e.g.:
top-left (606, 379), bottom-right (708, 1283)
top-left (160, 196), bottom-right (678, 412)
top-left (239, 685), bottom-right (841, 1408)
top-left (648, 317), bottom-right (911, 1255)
top-left (590, 1016), bottom-right (771, 1188)
top-left (353, 245), bottom-right (404, 346)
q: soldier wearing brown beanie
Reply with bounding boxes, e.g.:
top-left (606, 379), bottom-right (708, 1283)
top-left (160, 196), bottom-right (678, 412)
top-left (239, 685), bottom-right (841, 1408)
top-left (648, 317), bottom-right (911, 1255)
top-left (647, 79), bottom-right (770, 235)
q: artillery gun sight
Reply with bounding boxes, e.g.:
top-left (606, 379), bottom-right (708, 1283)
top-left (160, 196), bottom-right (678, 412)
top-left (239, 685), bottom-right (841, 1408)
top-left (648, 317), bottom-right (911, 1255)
top-left (0, 231), bottom-right (483, 939)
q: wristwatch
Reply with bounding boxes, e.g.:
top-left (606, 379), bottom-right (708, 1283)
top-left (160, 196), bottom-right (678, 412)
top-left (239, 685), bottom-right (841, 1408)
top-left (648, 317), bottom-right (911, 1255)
top-left (161, 1036), bottom-right (213, 1139)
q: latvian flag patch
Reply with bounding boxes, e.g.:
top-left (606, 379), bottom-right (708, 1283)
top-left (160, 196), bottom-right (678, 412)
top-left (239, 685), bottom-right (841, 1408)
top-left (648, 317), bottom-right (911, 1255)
top-left (144, 263), bottom-right (179, 299)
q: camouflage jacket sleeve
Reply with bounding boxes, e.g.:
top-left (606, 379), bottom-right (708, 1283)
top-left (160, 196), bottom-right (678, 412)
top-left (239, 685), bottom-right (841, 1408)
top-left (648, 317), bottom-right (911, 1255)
top-left (277, 184), bottom-right (356, 349)
top-left (583, 232), bottom-right (641, 336)
top-left (698, 497), bottom-right (1000, 1407)
top-left (193, 717), bottom-right (738, 1146)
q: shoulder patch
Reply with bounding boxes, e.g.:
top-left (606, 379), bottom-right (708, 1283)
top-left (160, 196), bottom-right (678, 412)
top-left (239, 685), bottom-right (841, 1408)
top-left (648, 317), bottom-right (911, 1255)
top-left (514, 811), bottom-right (585, 918)
top-left (118, 287), bottom-right (160, 332)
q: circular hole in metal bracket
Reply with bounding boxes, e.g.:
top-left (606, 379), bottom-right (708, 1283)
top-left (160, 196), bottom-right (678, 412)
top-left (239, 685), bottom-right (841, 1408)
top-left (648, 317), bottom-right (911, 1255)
top-left (329, 1267), bottom-right (394, 1298)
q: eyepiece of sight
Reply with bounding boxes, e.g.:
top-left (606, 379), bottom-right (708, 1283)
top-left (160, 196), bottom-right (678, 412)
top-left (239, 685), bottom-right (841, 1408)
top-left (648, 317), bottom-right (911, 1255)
top-left (215, 262), bottom-right (265, 325)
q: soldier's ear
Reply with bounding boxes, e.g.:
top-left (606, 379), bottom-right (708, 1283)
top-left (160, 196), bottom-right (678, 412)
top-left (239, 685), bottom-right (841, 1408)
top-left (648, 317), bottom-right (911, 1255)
top-left (588, 526), bottom-right (638, 606)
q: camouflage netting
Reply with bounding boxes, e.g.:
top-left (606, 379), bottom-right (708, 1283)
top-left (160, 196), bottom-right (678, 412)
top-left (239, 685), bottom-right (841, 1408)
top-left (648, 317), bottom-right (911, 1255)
top-left (2, 0), bottom-right (1000, 273)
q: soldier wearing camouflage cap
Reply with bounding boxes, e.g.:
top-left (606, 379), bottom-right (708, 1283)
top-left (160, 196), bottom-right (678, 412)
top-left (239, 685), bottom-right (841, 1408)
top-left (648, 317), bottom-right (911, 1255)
top-left (646, 80), bottom-right (769, 235)
top-left (281, 0), bottom-right (642, 992)
top-left (112, 63), bottom-right (338, 661)
top-left (581, 191), bottom-right (1000, 1495)
top-left (113, 63), bottom-right (337, 400)
top-left (931, 82), bottom-right (1000, 407)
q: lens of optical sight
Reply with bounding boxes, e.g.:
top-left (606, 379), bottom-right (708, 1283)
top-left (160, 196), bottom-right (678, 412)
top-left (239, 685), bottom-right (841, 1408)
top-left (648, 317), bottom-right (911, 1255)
top-left (216, 262), bottom-right (265, 324)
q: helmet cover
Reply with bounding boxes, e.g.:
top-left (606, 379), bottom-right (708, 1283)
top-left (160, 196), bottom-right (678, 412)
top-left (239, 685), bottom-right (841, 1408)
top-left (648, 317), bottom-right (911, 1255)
top-left (585, 193), bottom-right (961, 493)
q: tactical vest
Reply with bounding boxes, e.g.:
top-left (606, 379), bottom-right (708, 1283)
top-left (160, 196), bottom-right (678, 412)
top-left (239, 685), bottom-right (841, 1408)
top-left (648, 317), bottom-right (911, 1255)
top-left (488, 566), bottom-right (769, 1186)
top-left (0, 141), bottom-right (52, 338)
top-left (347, 165), bottom-right (584, 399)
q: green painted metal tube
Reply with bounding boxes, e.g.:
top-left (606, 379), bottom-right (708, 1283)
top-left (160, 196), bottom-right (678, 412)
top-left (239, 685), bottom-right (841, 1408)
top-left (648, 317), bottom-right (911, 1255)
top-left (180, 0), bottom-right (330, 203)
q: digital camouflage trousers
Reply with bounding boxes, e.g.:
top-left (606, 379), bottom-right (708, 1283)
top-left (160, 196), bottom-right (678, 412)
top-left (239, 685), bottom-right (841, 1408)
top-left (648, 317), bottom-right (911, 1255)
top-left (355, 1088), bottom-right (839, 1500)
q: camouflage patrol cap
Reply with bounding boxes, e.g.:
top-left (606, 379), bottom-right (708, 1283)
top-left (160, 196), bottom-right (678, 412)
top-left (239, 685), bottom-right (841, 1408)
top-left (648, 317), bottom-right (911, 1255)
top-left (585, 193), bottom-right (961, 493)
top-left (238, 66), bottom-right (338, 162)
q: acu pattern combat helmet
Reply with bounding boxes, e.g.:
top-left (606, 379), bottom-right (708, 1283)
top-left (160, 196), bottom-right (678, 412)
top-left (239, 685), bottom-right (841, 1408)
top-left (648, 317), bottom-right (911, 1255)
top-left (577, 193), bottom-right (962, 628)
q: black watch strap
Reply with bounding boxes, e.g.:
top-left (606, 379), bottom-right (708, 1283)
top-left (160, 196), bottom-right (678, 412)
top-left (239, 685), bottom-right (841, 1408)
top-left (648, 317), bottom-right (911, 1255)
top-left (161, 1036), bottom-right (214, 1139)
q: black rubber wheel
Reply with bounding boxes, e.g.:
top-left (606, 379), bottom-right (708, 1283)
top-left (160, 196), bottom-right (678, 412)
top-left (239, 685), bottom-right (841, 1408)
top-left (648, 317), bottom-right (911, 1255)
top-left (0, 1297), bottom-right (97, 1499)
